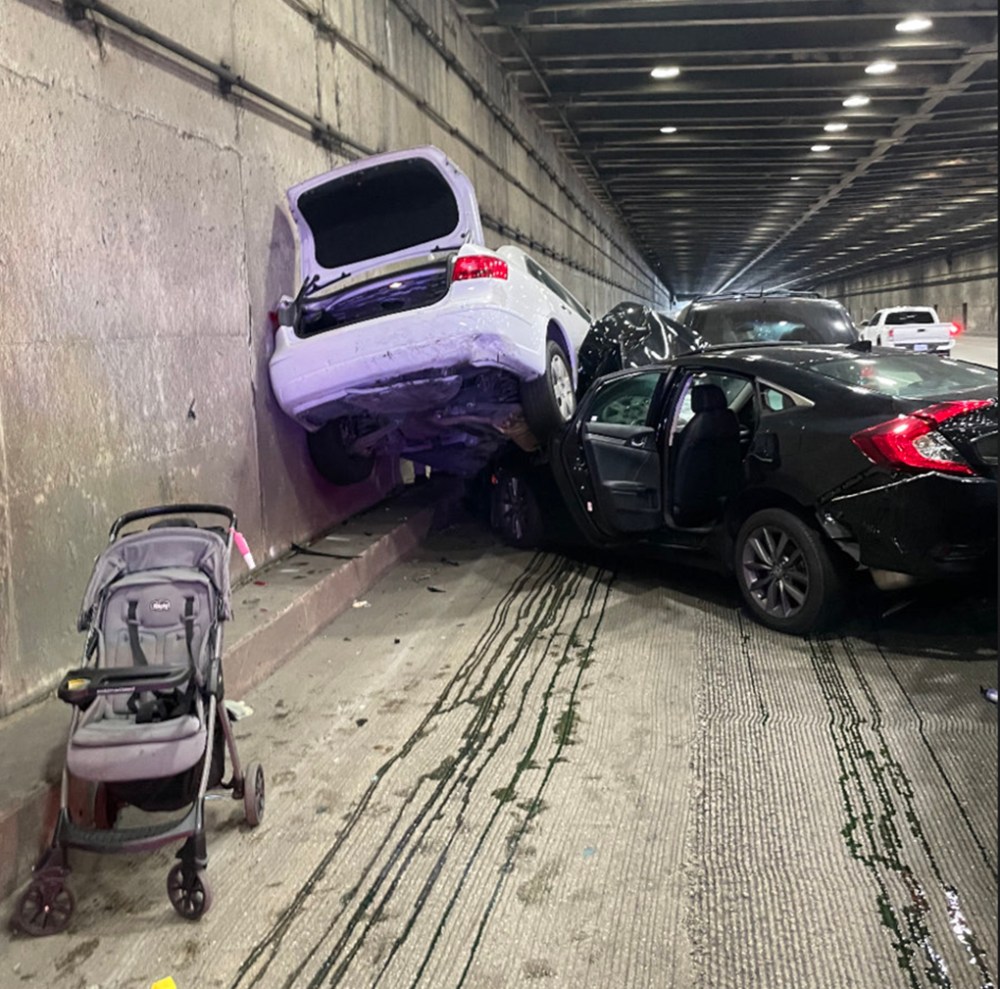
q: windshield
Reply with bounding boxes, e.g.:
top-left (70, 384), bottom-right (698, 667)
top-left (884, 310), bottom-right (936, 325)
top-left (810, 354), bottom-right (998, 400)
top-left (688, 299), bottom-right (858, 345)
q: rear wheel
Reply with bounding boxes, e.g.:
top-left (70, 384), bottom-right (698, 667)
top-left (243, 762), bottom-right (265, 828)
top-left (522, 341), bottom-right (576, 440)
top-left (734, 508), bottom-right (845, 635)
top-left (491, 470), bottom-right (543, 548)
top-left (307, 418), bottom-right (374, 485)
top-left (12, 874), bottom-right (75, 937)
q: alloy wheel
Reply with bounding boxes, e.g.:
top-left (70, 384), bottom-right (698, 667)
top-left (740, 524), bottom-right (810, 620)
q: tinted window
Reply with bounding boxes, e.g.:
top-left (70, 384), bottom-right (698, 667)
top-left (587, 372), bottom-right (661, 426)
top-left (811, 355), bottom-right (997, 400)
top-left (884, 310), bottom-right (936, 325)
top-left (526, 258), bottom-right (591, 322)
top-left (687, 299), bottom-right (857, 345)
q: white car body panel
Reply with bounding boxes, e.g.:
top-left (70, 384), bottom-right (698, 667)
top-left (268, 148), bottom-right (592, 476)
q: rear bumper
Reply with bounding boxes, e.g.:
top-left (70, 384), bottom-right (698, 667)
top-left (268, 300), bottom-right (543, 428)
top-left (825, 471), bottom-right (996, 578)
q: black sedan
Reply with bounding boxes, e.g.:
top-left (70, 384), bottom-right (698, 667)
top-left (490, 343), bottom-right (997, 634)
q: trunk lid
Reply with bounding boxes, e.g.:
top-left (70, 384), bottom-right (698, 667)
top-left (287, 146), bottom-right (484, 285)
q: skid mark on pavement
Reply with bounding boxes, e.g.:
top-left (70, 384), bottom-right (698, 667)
top-left (229, 552), bottom-right (615, 989)
top-left (808, 636), bottom-right (996, 989)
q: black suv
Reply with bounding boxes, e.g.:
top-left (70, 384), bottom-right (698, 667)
top-left (577, 292), bottom-right (859, 399)
top-left (674, 291), bottom-right (859, 347)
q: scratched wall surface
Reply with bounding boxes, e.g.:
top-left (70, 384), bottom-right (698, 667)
top-left (0, 0), bottom-right (667, 714)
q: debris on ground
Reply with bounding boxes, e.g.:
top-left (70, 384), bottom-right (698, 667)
top-left (224, 699), bottom-right (254, 721)
top-left (352, 600), bottom-right (371, 609)
top-left (980, 686), bottom-right (998, 705)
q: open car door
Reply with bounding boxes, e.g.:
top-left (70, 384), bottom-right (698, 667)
top-left (577, 370), bottom-right (666, 534)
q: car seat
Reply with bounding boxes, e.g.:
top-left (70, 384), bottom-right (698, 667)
top-left (669, 384), bottom-right (741, 526)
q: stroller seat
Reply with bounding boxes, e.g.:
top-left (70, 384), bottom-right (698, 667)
top-left (66, 567), bottom-right (214, 784)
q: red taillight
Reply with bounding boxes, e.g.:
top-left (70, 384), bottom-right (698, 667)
top-left (851, 400), bottom-right (992, 476)
top-left (887, 328), bottom-right (895, 340)
top-left (950, 321), bottom-right (963, 337)
top-left (452, 255), bottom-right (509, 282)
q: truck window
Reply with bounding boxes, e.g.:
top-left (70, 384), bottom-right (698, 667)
top-left (884, 310), bottom-right (936, 325)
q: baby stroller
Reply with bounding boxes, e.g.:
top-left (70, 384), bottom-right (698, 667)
top-left (11, 504), bottom-right (265, 936)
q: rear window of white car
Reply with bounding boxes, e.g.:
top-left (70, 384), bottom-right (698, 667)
top-left (883, 310), bottom-right (936, 325)
top-left (810, 355), bottom-right (997, 400)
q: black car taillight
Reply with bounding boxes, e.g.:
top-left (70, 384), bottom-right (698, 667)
top-left (851, 400), bottom-right (994, 476)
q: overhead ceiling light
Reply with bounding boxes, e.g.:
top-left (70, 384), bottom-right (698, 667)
top-left (896, 15), bottom-right (932, 33)
top-left (824, 122), bottom-right (849, 133)
top-left (810, 144), bottom-right (832, 152)
top-left (651, 66), bottom-right (681, 80)
top-left (842, 95), bottom-right (871, 108)
top-left (790, 175), bottom-right (802, 181)
top-left (659, 126), bottom-right (678, 134)
top-left (866, 59), bottom-right (898, 75)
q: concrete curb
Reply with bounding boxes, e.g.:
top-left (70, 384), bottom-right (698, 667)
top-left (0, 486), bottom-right (456, 904)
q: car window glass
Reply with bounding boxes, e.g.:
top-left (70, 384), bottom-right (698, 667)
top-left (587, 372), bottom-right (662, 426)
top-left (526, 257), bottom-right (591, 321)
top-left (884, 310), bottom-right (935, 325)
top-left (670, 371), bottom-right (754, 439)
top-left (760, 384), bottom-right (795, 413)
top-left (810, 355), bottom-right (997, 399)
top-left (688, 299), bottom-right (857, 345)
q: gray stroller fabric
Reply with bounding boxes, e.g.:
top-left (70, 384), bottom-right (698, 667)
top-left (78, 527), bottom-right (231, 631)
top-left (66, 525), bottom-right (229, 784)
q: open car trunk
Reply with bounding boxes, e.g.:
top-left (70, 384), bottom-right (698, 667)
top-left (287, 146), bottom-right (484, 285)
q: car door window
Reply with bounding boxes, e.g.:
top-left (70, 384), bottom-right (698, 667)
top-left (669, 371), bottom-right (754, 442)
top-left (586, 372), bottom-right (662, 426)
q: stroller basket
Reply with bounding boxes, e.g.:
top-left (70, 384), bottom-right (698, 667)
top-left (10, 504), bottom-right (266, 936)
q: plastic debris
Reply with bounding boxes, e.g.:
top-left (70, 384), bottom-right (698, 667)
top-left (225, 699), bottom-right (254, 721)
top-left (151, 979), bottom-right (178, 989)
top-left (980, 686), bottom-right (998, 705)
top-left (352, 600), bottom-right (371, 609)
top-left (428, 586), bottom-right (446, 593)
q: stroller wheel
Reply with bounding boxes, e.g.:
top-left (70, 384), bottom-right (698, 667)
top-left (12, 874), bottom-right (75, 937)
top-left (243, 761), bottom-right (265, 827)
top-left (167, 864), bottom-right (213, 921)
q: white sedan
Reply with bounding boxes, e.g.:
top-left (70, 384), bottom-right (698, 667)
top-left (268, 146), bottom-right (592, 484)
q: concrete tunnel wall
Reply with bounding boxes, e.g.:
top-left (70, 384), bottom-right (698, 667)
top-left (818, 246), bottom-right (998, 337)
top-left (0, 0), bottom-right (669, 715)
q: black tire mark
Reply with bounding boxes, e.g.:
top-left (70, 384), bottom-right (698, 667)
top-left (229, 552), bottom-right (590, 988)
top-left (304, 559), bottom-right (598, 986)
top-left (874, 641), bottom-right (998, 883)
top-left (809, 635), bottom-right (996, 989)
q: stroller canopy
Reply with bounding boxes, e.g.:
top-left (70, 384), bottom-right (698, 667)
top-left (78, 527), bottom-right (232, 632)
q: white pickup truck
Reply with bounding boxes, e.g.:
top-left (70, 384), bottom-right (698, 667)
top-left (859, 306), bottom-right (956, 354)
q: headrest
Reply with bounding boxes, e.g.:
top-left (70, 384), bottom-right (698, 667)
top-left (691, 384), bottom-right (727, 413)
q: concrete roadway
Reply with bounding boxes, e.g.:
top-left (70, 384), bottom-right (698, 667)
top-left (2, 520), bottom-right (996, 989)
top-left (953, 334), bottom-right (997, 367)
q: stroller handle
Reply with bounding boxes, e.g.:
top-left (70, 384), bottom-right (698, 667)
top-left (109, 504), bottom-right (237, 541)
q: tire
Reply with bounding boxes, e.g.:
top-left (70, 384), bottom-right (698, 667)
top-left (734, 507), bottom-right (846, 635)
top-left (13, 875), bottom-right (75, 937)
top-left (167, 864), bottom-right (212, 921)
top-left (243, 761), bottom-right (265, 828)
top-left (491, 470), bottom-right (543, 549)
top-left (521, 340), bottom-right (576, 440)
top-left (307, 418), bottom-right (375, 485)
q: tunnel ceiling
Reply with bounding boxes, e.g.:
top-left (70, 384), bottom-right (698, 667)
top-left (455, 0), bottom-right (999, 299)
